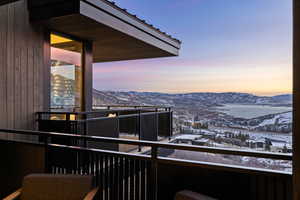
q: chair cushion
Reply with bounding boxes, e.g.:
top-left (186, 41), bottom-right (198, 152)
top-left (20, 174), bottom-right (93, 200)
top-left (175, 190), bottom-right (217, 200)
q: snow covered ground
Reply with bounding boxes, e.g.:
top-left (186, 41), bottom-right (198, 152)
top-left (211, 126), bottom-right (292, 144)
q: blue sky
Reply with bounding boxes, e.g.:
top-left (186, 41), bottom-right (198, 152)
top-left (93, 0), bottom-right (292, 96)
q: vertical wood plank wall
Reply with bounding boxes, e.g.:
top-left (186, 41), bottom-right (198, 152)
top-left (0, 0), bottom-right (49, 133)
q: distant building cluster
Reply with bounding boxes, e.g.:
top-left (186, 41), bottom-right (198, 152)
top-left (172, 114), bottom-right (292, 154)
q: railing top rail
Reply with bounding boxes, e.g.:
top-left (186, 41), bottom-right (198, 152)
top-left (83, 111), bottom-right (171, 122)
top-left (93, 104), bottom-right (172, 109)
top-left (37, 108), bottom-right (170, 115)
top-left (50, 143), bottom-right (292, 176)
top-left (37, 111), bottom-right (171, 122)
top-left (158, 157), bottom-right (292, 176)
top-left (1, 137), bottom-right (292, 176)
top-left (0, 128), bottom-right (292, 161)
top-left (50, 104), bottom-right (171, 109)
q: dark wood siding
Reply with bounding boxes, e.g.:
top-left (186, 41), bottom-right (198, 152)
top-left (0, 0), bottom-right (49, 133)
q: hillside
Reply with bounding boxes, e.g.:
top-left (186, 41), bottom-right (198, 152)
top-left (93, 90), bottom-right (292, 107)
top-left (247, 111), bottom-right (292, 133)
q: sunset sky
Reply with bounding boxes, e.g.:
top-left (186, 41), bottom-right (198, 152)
top-left (93, 0), bottom-right (292, 96)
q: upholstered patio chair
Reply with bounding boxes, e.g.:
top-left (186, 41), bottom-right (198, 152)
top-left (3, 174), bottom-right (98, 200)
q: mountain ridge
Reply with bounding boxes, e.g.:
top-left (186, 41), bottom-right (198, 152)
top-left (93, 89), bottom-right (292, 107)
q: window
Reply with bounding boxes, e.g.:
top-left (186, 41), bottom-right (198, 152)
top-left (50, 33), bottom-right (83, 111)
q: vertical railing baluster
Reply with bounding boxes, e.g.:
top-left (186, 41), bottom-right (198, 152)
top-left (149, 146), bottom-right (158, 200)
top-left (83, 116), bottom-right (88, 148)
top-left (146, 161), bottom-right (151, 200)
top-left (119, 156), bottom-right (124, 200)
top-left (95, 153), bottom-right (99, 186)
top-left (44, 135), bottom-right (49, 173)
top-left (141, 160), bottom-right (146, 200)
top-left (105, 155), bottom-right (109, 200)
top-left (91, 152), bottom-right (95, 185)
top-left (109, 156), bottom-right (114, 200)
top-left (100, 154), bottom-right (104, 200)
top-left (76, 149), bottom-right (80, 175)
top-left (66, 148), bottom-right (71, 174)
top-left (81, 151), bottom-right (87, 175)
top-left (130, 159), bottom-right (135, 200)
top-left (135, 159), bottom-right (140, 200)
top-left (114, 156), bottom-right (120, 200)
top-left (124, 158), bottom-right (129, 200)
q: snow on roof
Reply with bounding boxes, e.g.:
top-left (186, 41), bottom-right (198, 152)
top-left (194, 138), bottom-right (209, 143)
top-left (271, 142), bottom-right (288, 148)
top-left (256, 138), bottom-right (266, 143)
top-left (175, 134), bottom-right (201, 140)
top-left (200, 130), bottom-right (215, 135)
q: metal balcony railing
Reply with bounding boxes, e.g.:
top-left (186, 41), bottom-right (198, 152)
top-left (37, 106), bottom-right (173, 151)
top-left (0, 128), bottom-right (293, 200)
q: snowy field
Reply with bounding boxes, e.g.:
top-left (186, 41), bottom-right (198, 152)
top-left (211, 126), bottom-right (292, 144)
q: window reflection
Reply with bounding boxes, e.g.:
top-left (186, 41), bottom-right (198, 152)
top-left (50, 33), bottom-right (83, 111)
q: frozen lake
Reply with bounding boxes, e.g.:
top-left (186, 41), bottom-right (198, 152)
top-left (216, 104), bottom-right (292, 119)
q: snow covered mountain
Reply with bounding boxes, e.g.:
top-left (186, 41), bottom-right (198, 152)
top-left (93, 90), bottom-right (292, 107)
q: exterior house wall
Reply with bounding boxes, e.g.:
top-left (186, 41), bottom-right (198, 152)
top-left (0, 0), bottom-right (50, 133)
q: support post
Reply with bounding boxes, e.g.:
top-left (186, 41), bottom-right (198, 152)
top-left (116, 112), bottom-right (120, 137)
top-left (82, 41), bottom-right (93, 112)
top-left (155, 108), bottom-right (159, 141)
top-left (138, 110), bottom-right (142, 151)
top-left (169, 111), bottom-right (173, 140)
top-left (150, 146), bottom-right (158, 200)
top-left (293, 1), bottom-right (300, 199)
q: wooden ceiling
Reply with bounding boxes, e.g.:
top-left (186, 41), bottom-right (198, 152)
top-left (46, 15), bottom-right (177, 62)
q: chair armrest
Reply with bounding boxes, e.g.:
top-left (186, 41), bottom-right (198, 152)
top-left (84, 187), bottom-right (99, 200)
top-left (3, 189), bottom-right (22, 200)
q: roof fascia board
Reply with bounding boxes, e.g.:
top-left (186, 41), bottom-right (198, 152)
top-left (80, 1), bottom-right (179, 55)
top-left (83, 0), bottom-right (180, 49)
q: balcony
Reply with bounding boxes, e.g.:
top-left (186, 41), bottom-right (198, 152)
top-left (37, 105), bottom-right (172, 151)
top-left (0, 128), bottom-right (292, 200)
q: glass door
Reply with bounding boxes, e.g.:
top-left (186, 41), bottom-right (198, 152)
top-left (50, 33), bottom-right (83, 112)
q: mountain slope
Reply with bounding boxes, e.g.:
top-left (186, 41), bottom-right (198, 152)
top-left (93, 90), bottom-right (292, 107)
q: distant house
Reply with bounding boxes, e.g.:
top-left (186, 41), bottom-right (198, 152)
top-left (174, 134), bottom-right (202, 144)
top-left (192, 138), bottom-right (211, 146)
top-left (183, 120), bottom-right (193, 127)
top-left (199, 129), bottom-right (216, 139)
top-left (246, 139), bottom-right (265, 149)
top-left (180, 125), bottom-right (195, 134)
top-left (270, 142), bottom-right (292, 153)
